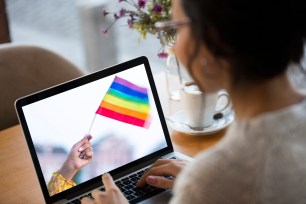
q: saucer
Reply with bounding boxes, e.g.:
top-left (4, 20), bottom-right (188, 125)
top-left (166, 110), bottom-right (235, 135)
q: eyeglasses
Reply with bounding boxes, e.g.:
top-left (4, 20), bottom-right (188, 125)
top-left (155, 19), bottom-right (191, 47)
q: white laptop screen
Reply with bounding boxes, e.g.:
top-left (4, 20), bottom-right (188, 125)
top-left (18, 58), bottom-right (169, 198)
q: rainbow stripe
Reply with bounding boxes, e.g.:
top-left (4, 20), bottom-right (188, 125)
top-left (96, 76), bottom-right (150, 128)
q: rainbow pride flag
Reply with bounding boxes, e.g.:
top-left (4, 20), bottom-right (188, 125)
top-left (96, 76), bottom-right (150, 128)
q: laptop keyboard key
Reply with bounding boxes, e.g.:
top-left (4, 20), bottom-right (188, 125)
top-left (126, 195), bottom-right (136, 200)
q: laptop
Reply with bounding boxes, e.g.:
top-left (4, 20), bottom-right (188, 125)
top-left (15, 56), bottom-right (192, 204)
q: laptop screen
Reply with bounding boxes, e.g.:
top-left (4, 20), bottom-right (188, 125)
top-left (16, 56), bottom-right (172, 200)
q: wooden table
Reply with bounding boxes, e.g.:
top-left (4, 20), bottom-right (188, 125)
top-left (0, 125), bottom-right (45, 204)
top-left (0, 72), bottom-right (226, 203)
top-left (0, 126), bottom-right (225, 204)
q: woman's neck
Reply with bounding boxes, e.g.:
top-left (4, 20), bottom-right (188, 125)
top-left (229, 74), bottom-right (304, 120)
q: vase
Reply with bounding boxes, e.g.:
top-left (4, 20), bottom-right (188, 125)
top-left (165, 53), bottom-right (183, 101)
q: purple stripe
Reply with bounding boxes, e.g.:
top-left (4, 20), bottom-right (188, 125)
top-left (114, 76), bottom-right (147, 94)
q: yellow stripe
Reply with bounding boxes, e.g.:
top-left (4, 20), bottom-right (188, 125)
top-left (102, 94), bottom-right (149, 113)
top-left (101, 101), bottom-right (148, 120)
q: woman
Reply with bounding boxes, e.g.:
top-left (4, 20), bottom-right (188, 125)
top-left (82, 0), bottom-right (306, 203)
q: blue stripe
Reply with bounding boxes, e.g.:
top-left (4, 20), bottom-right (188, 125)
top-left (108, 88), bottom-right (149, 104)
top-left (110, 82), bottom-right (148, 100)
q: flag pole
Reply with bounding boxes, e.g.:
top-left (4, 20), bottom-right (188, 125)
top-left (88, 114), bottom-right (97, 134)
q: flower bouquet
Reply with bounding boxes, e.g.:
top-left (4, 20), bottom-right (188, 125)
top-left (102, 0), bottom-right (173, 58)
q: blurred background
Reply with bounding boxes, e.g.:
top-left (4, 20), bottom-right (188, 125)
top-left (3, 0), bottom-right (306, 89)
top-left (4, 0), bottom-right (166, 74)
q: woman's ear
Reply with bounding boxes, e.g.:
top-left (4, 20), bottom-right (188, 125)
top-left (194, 44), bottom-right (231, 92)
top-left (198, 46), bottom-right (220, 78)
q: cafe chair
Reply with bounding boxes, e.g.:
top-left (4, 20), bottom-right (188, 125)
top-left (0, 43), bottom-right (84, 131)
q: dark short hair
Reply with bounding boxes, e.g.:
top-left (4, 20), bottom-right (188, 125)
top-left (181, 0), bottom-right (306, 83)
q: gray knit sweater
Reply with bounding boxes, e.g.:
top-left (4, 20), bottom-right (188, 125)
top-left (170, 98), bottom-right (306, 204)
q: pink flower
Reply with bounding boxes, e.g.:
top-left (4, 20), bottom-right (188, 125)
top-left (119, 8), bottom-right (127, 17)
top-left (114, 13), bottom-right (120, 20)
top-left (101, 0), bottom-right (173, 58)
top-left (150, 3), bottom-right (163, 14)
top-left (138, 0), bottom-right (146, 9)
top-left (158, 52), bottom-right (168, 58)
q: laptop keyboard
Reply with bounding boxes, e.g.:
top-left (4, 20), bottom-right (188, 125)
top-left (68, 157), bottom-right (176, 204)
top-left (112, 168), bottom-right (166, 203)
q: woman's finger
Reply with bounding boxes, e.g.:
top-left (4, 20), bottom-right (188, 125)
top-left (91, 189), bottom-right (106, 201)
top-left (137, 159), bottom-right (172, 187)
top-left (145, 175), bottom-right (174, 189)
top-left (84, 174), bottom-right (128, 204)
top-left (74, 135), bottom-right (92, 150)
top-left (137, 165), bottom-right (174, 187)
top-left (79, 148), bottom-right (93, 160)
top-left (102, 173), bottom-right (118, 191)
top-left (81, 196), bottom-right (94, 204)
top-left (78, 141), bottom-right (92, 152)
top-left (148, 159), bottom-right (175, 168)
top-left (82, 148), bottom-right (93, 160)
top-left (137, 159), bottom-right (186, 187)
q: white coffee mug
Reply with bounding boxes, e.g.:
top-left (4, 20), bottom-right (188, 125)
top-left (180, 82), bottom-right (230, 129)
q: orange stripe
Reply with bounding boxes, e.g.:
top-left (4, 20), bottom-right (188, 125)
top-left (100, 101), bottom-right (149, 120)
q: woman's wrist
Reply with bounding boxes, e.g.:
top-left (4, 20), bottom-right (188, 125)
top-left (58, 162), bottom-right (78, 182)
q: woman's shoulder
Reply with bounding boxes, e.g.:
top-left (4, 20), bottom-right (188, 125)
top-left (243, 96), bottom-right (306, 139)
top-left (250, 96), bottom-right (306, 123)
top-left (170, 97), bottom-right (306, 204)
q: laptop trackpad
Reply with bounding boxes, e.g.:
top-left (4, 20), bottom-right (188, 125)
top-left (139, 190), bottom-right (172, 204)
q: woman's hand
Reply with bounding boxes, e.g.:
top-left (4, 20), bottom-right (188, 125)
top-left (136, 159), bottom-right (188, 189)
top-left (81, 173), bottom-right (129, 204)
top-left (58, 135), bottom-right (93, 181)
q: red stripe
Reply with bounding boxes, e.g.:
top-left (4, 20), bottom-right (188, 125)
top-left (96, 107), bottom-right (146, 127)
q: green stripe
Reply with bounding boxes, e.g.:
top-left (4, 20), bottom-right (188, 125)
top-left (108, 88), bottom-right (149, 105)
